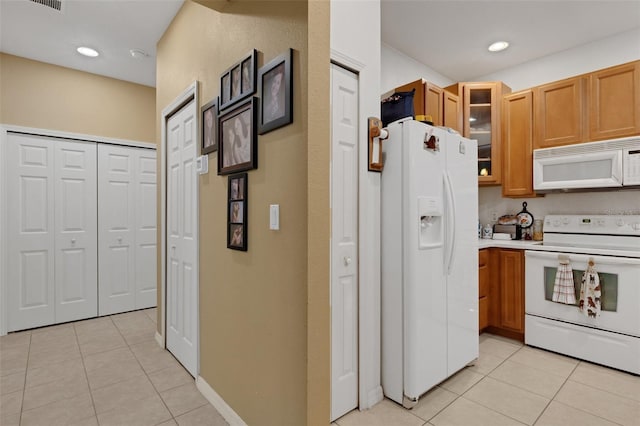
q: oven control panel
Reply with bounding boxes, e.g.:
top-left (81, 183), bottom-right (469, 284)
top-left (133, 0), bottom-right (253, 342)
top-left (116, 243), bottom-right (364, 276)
top-left (544, 215), bottom-right (640, 236)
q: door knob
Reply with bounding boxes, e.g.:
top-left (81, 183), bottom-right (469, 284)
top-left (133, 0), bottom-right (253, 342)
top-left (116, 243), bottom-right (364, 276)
top-left (71, 238), bottom-right (76, 244)
top-left (344, 256), bottom-right (352, 266)
top-left (118, 237), bottom-right (123, 244)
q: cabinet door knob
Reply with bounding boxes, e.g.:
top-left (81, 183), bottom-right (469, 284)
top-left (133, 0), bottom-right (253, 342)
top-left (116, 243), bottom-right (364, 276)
top-left (344, 256), bottom-right (352, 266)
top-left (71, 238), bottom-right (76, 244)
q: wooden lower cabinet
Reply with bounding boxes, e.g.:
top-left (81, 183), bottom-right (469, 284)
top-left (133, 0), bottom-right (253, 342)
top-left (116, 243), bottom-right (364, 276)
top-left (480, 248), bottom-right (525, 341)
top-left (478, 249), bottom-right (490, 331)
top-left (498, 249), bottom-right (525, 336)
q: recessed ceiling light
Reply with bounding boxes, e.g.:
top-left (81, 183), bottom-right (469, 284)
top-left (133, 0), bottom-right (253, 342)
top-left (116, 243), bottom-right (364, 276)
top-left (77, 46), bottom-right (99, 57)
top-left (488, 41), bottom-right (509, 52)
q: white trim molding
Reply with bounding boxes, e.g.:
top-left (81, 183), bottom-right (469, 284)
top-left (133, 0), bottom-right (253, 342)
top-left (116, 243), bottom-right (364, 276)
top-left (0, 128), bottom-right (7, 335)
top-left (330, 48), bottom-right (383, 411)
top-left (196, 376), bottom-right (248, 426)
top-left (0, 124), bottom-right (156, 149)
top-left (159, 81), bottom-right (199, 368)
top-left (155, 331), bottom-right (164, 348)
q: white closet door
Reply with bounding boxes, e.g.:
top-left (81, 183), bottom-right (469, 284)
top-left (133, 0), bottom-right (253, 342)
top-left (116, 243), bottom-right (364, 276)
top-left (166, 100), bottom-right (199, 376)
top-left (7, 134), bottom-right (56, 331)
top-left (135, 149), bottom-right (157, 309)
top-left (54, 140), bottom-right (98, 323)
top-left (330, 64), bottom-right (359, 421)
top-left (98, 144), bottom-right (136, 315)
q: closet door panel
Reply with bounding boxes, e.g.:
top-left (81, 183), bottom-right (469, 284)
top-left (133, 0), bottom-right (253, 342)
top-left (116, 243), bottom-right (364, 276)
top-left (7, 134), bottom-right (55, 331)
top-left (54, 140), bottom-right (98, 323)
top-left (135, 149), bottom-right (157, 309)
top-left (98, 145), bottom-right (136, 315)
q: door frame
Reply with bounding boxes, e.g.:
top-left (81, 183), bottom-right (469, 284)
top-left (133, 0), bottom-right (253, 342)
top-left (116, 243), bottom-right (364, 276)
top-left (158, 81), bottom-right (200, 374)
top-left (329, 51), bottom-right (384, 411)
top-left (0, 125), bottom-right (155, 336)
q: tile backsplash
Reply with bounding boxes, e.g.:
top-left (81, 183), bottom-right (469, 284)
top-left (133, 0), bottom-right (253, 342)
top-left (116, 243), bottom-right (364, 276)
top-left (479, 186), bottom-right (640, 225)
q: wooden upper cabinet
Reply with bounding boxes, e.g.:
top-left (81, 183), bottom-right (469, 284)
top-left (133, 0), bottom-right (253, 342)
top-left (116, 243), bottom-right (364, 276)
top-left (534, 76), bottom-right (586, 149)
top-left (395, 79), bottom-right (443, 125)
top-left (454, 82), bottom-right (511, 185)
top-left (589, 61), bottom-right (640, 141)
top-left (443, 90), bottom-right (462, 133)
top-left (425, 83), bottom-right (444, 125)
top-left (394, 79), bottom-right (462, 133)
top-left (502, 90), bottom-right (535, 197)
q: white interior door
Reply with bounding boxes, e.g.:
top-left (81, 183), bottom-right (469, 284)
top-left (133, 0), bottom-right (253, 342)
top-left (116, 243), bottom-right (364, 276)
top-left (54, 139), bottom-right (98, 323)
top-left (330, 64), bottom-right (359, 421)
top-left (134, 149), bottom-right (157, 309)
top-left (166, 99), bottom-right (198, 377)
top-left (98, 144), bottom-right (136, 315)
top-left (7, 134), bottom-right (55, 331)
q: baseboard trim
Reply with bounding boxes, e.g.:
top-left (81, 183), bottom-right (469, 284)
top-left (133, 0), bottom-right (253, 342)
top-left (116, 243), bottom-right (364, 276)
top-left (196, 376), bottom-right (247, 426)
top-left (155, 331), bottom-right (163, 348)
top-left (366, 385), bottom-right (384, 409)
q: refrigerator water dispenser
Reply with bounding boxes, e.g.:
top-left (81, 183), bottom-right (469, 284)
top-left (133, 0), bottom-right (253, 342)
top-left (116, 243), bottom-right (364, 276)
top-left (418, 196), bottom-right (443, 249)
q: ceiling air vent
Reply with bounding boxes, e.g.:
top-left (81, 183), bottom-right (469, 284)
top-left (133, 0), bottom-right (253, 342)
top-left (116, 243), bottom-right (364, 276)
top-left (29, 0), bottom-right (63, 12)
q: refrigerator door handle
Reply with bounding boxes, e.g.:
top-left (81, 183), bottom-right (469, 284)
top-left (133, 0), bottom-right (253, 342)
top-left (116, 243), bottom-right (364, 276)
top-left (444, 171), bottom-right (457, 275)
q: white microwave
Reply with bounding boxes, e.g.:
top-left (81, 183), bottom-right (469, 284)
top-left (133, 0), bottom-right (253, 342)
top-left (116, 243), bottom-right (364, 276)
top-left (533, 137), bottom-right (640, 191)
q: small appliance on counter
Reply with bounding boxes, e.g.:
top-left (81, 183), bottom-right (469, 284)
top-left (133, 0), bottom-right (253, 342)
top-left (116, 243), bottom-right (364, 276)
top-left (494, 202), bottom-right (535, 240)
top-left (493, 223), bottom-right (522, 240)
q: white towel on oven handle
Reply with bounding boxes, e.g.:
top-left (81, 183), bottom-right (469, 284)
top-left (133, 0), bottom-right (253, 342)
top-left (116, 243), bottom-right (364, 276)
top-left (552, 255), bottom-right (577, 305)
top-left (579, 260), bottom-right (601, 318)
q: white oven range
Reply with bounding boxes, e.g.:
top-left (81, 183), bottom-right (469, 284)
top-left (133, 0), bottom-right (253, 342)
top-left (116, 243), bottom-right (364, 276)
top-left (525, 215), bottom-right (640, 375)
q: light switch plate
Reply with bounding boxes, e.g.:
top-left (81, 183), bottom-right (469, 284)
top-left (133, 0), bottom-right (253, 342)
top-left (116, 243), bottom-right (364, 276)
top-left (270, 204), bottom-right (279, 230)
top-left (195, 155), bottom-right (208, 174)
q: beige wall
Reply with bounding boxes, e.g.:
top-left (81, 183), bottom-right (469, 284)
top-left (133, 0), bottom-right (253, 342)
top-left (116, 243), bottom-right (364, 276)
top-left (156, 1), bottom-right (329, 425)
top-left (306, 2), bottom-right (330, 424)
top-left (0, 53), bottom-right (155, 142)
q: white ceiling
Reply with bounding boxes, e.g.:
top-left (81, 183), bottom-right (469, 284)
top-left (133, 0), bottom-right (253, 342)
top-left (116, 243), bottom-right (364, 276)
top-left (0, 0), bottom-right (184, 87)
top-left (382, 0), bottom-right (640, 81)
top-left (1, 0), bottom-right (639, 87)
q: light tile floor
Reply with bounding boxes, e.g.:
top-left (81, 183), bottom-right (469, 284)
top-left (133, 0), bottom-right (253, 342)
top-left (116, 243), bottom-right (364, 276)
top-left (334, 333), bottom-right (640, 426)
top-left (3, 315), bottom-right (639, 426)
top-left (0, 309), bottom-right (228, 426)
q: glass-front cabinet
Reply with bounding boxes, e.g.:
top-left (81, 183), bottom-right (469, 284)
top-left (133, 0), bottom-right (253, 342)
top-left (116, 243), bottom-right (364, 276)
top-left (448, 82), bottom-right (511, 185)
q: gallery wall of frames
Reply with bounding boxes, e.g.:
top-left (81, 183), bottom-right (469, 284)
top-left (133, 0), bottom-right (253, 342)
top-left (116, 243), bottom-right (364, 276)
top-left (200, 48), bottom-right (293, 251)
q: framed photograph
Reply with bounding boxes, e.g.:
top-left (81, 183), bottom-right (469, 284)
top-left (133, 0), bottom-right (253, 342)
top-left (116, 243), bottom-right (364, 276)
top-left (220, 49), bottom-right (257, 111)
top-left (228, 173), bottom-right (248, 251)
top-left (218, 97), bottom-right (258, 175)
top-left (201, 98), bottom-right (218, 154)
top-left (221, 74), bottom-right (231, 105)
top-left (258, 48), bottom-right (293, 134)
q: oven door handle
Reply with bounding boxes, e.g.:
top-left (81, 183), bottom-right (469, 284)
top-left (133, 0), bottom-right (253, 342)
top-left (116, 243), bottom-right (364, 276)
top-left (525, 250), bottom-right (640, 266)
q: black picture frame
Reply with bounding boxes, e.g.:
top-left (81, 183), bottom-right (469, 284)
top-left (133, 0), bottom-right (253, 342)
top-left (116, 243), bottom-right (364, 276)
top-left (201, 98), bottom-right (218, 154)
top-left (220, 49), bottom-right (257, 112)
top-left (227, 173), bottom-right (248, 251)
top-left (258, 48), bottom-right (293, 135)
top-left (218, 97), bottom-right (258, 175)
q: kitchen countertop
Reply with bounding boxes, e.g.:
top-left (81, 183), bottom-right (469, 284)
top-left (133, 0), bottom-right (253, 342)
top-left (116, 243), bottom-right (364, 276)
top-left (478, 237), bottom-right (640, 257)
top-left (478, 239), bottom-right (543, 250)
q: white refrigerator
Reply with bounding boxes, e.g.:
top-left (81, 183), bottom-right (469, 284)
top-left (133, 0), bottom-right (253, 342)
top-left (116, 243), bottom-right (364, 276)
top-left (381, 120), bottom-right (479, 408)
